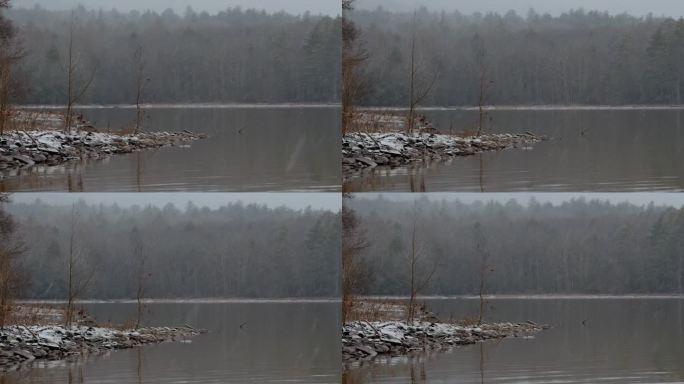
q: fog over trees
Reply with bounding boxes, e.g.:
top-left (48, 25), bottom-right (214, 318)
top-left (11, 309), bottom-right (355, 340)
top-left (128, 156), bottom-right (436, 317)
top-left (348, 197), bottom-right (684, 295)
top-left (7, 6), bottom-right (340, 104)
top-left (0, 1), bottom-right (23, 132)
top-left (349, 7), bottom-right (684, 106)
top-left (7, 200), bottom-right (340, 299)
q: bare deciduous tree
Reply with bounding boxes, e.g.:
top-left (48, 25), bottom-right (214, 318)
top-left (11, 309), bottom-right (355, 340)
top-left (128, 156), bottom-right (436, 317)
top-left (471, 33), bottom-right (491, 136)
top-left (133, 45), bottom-right (148, 135)
top-left (130, 226), bottom-right (146, 329)
top-left (342, 0), bottom-right (369, 134)
top-left (407, 12), bottom-right (438, 134)
top-left (406, 203), bottom-right (436, 324)
top-left (0, 193), bottom-right (23, 328)
top-left (64, 13), bottom-right (96, 134)
top-left (341, 193), bottom-right (370, 323)
top-left (0, 0), bottom-right (23, 135)
top-left (65, 204), bottom-right (97, 327)
top-left (473, 222), bottom-right (492, 325)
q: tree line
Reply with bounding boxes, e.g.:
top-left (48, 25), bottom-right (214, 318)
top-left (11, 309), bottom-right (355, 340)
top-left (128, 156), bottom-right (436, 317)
top-left (5, 199), bottom-right (340, 300)
top-left (7, 5), bottom-right (341, 104)
top-left (348, 7), bottom-right (684, 106)
top-left (346, 196), bottom-right (684, 296)
top-left (0, 0), bottom-right (22, 133)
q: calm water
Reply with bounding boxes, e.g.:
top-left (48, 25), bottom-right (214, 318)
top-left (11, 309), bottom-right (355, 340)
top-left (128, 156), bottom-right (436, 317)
top-left (344, 298), bottom-right (684, 383)
top-left (1, 105), bottom-right (341, 192)
top-left (3, 301), bottom-right (341, 383)
top-left (344, 108), bottom-right (684, 192)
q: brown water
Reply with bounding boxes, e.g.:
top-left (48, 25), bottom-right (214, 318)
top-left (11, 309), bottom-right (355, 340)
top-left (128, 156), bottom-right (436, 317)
top-left (1, 105), bottom-right (341, 192)
top-left (3, 301), bottom-right (341, 383)
top-left (344, 297), bottom-right (684, 383)
top-left (344, 108), bottom-right (684, 192)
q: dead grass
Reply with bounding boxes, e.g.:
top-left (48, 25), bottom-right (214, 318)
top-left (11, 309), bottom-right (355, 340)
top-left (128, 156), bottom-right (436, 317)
top-left (5, 110), bottom-right (44, 132)
top-left (454, 314), bottom-right (481, 327)
top-left (346, 110), bottom-right (472, 136)
top-left (2, 109), bottom-right (110, 135)
top-left (4, 304), bottom-right (66, 326)
top-left (346, 298), bottom-right (426, 322)
top-left (97, 318), bottom-right (137, 331)
top-left (346, 111), bottom-right (407, 134)
top-left (346, 298), bottom-right (485, 325)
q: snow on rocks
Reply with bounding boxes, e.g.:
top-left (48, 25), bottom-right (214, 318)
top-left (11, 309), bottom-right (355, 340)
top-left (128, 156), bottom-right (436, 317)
top-left (0, 111), bottom-right (206, 172)
top-left (342, 131), bottom-right (546, 175)
top-left (0, 325), bottom-right (207, 372)
top-left (342, 320), bottom-right (547, 362)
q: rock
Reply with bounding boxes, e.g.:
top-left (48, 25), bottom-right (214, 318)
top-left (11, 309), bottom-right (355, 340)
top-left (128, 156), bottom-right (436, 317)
top-left (31, 153), bottom-right (47, 163)
top-left (342, 319), bottom-right (546, 362)
top-left (0, 121), bottom-right (206, 173)
top-left (356, 345), bottom-right (377, 357)
top-left (356, 157), bottom-right (377, 167)
top-left (12, 155), bottom-right (35, 166)
top-left (343, 130), bottom-right (544, 177)
top-left (12, 349), bottom-right (35, 361)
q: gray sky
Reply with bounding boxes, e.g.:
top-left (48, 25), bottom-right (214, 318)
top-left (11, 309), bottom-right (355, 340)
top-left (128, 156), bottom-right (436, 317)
top-left (358, 0), bottom-right (684, 18)
top-left (357, 193), bottom-right (684, 207)
top-left (9, 193), bottom-right (341, 211)
top-left (13, 0), bottom-right (340, 16)
top-left (11, 0), bottom-right (684, 18)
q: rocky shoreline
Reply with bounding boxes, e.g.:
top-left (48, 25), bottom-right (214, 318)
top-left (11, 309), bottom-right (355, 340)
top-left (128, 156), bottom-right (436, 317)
top-left (0, 111), bottom-right (206, 172)
top-left (343, 320), bottom-right (547, 362)
top-left (343, 131), bottom-right (547, 175)
top-left (0, 324), bottom-right (206, 372)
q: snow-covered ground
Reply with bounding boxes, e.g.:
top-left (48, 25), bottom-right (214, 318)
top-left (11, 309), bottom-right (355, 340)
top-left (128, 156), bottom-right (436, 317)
top-left (343, 111), bottom-right (546, 177)
top-left (0, 110), bottom-right (205, 172)
top-left (0, 324), bottom-right (206, 372)
top-left (343, 131), bottom-right (545, 175)
top-left (343, 300), bottom-right (547, 361)
top-left (343, 320), bottom-right (546, 361)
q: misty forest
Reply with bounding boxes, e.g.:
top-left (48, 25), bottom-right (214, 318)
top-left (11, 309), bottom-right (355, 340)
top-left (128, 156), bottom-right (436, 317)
top-left (3, 198), bottom-right (340, 299)
top-left (346, 197), bottom-right (684, 296)
top-left (7, 5), bottom-right (340, 104)
top-left (348, 7), bottom-right (684, 106)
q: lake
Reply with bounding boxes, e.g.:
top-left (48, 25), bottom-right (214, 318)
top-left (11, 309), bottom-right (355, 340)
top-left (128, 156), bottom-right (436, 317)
top-left (344, 297), bottom-right (684, 383)
top-left (3, 301), bottom-right (341, 383)
top-left (1, 105), bottom-right (341, 192)
top-left (344, 108), bottom-right (684, 192)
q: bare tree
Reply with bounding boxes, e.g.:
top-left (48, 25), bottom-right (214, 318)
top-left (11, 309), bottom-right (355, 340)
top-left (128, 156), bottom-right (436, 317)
top-left (341, 193), bottom-right (370, 323)
top-left (133, 45), bottom-right (148, 135)
top-left (0, 0), bottom-right (23, 135)
top-left (64, 12), bottom-right (96, 134)
top-left (406, 203), bottom-right (436, 323)
top-left (341, 0), bottom-right (369, 134)
top-left (0, 193), bottom-right (23, 328)
top-left (471, 33), bottom-right (491, 136)
top-left (130, 226), bottom-right (146, 329)
top-left (406, 12), bottom-right (438, 134)
top-left (65, 204), bottom-right (97, 327)
top-left (473, 222), bottom-right (492, 325)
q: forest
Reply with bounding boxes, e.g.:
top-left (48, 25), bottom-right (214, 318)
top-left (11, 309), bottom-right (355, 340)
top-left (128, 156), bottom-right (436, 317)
top-left (346, 196), bottom-right (684, 295)
top-left (6, 5), bottom-right (341, 104)
top-left (4, 198), bottom-right (340, 299)
top-left (348, 7), bottom-right (684, 106)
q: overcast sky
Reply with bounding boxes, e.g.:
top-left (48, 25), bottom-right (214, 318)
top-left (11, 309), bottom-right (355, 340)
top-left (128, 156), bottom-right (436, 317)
top-left (357, 193), bottom-right (684, 207)
top-left (11, 0), bottom-right (684, 18)
top-left (13, 0), bottom-right (339, 16)
top-left (358, 0), bottom-right (684, 18)
top-left (8, 193), bottom-right (341, 211)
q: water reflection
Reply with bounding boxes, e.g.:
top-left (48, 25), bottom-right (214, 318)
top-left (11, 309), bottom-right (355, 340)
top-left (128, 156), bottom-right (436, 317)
top-left (2, 106), bottom-right (341, 192)
top-left (345, 108), bottom-right (684, 192)
top-left (345, 298), bottom-right (684, 383)
top-left (3, 301), bottom-right (340, 384)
